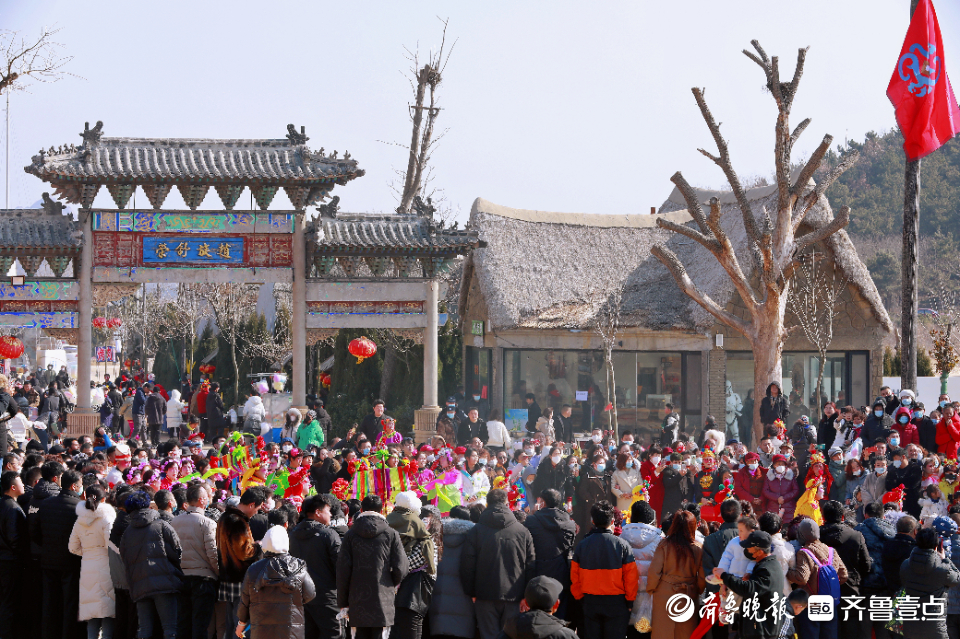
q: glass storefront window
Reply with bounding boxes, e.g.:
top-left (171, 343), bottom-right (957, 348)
top-left (725, 352), bottom-right (861, 436)
top-left (503, 349), bottom-right (685, 444)
top-left (464, 347), bottom-right (492, 421)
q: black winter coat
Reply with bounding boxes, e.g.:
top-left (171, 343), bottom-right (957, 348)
top-left (458, 419), bottom-right (490, 445)
top-left (855, 516), bottom-right (894, 592)
top-left (360, 412), bottom-right (390, 444)
top-left (118, 508), bottom-right (183, 602)
top-left (145, 393), bottom-right (166, 425)
top-left (759, 382), bottom-right (789, 425)
top-left (721, 555), bottom-right (785, 639)
top-left (915, 416), bottom-right (938, 454)
top-left (27, 479), bottom-right (61, 550)
top-left (532, 458), bottom-right (569, 501)
top-left (900, 547), bottom-right (960, 639)
top-left (819, 521), bottom-right (871, 595)
top-left (430, 518), bottom-right (475, 639)
top-left (289, 519), bottom-right (340, 607)
top-left (496, 609), bottom-right (579, 639)
top-left (30, 488), bottom-right (81, 571)
top-left (460, 503), bottom-right (536, 602)
top-left (817, 413), bottom-right (838, 448)
top-left (553, 413), bottom-right (574, 445)
top-left (238, 553), bottom-right (316, 639)
top-left (886, 461), bottom-right (923, 519)
top-left (862, 412), bottom-right (893, 446)
top-left (882, 533), bottom-right (916, 595)
top-left (525, 401), bottom-right (542, 434)
top-left (309, 459), bottom-right (339, 495)
top-left (206, 393), bottom-right (225, 428)
top-left (0, 494), bottom-right (27, 561)
top-left (336, 512), bottom-right (409, 627)
top-left (0, 389), bottom-right (17, 447)
top-left (524, 507), bottom-right (576, 588)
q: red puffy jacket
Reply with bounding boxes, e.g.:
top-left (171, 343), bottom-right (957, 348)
top-left (936, 413), bottom-right (960, 459)
top-left (891, 407), bottom-right (920, 447)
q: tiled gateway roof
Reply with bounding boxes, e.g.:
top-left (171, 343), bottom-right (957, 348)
top-left (0, 205), bottom-right (82, 253)
top-left (308, 213), bottom-right (480, 255)
top-left (24, 123), bottom-right (364, 210)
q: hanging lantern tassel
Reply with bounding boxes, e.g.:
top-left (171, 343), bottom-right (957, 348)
top-left (348, 336), bottom-right (377, 364)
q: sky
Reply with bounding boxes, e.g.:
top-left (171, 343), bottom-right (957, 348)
top-left (1, 0), bottom-right (957, 224)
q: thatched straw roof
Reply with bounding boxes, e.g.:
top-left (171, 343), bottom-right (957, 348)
top-left (464, 184), bottom-right (893, 335)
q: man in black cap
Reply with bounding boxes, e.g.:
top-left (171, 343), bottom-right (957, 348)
top-left (498, 576), bottom-right (578, 639)
top-left (712, 531), bottom-right (785, 639)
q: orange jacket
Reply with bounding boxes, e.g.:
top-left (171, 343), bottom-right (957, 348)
top-left (570, 528), bottom-right (639, 601)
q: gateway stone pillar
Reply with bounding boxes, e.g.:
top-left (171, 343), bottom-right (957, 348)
top-left (76, 210), bottom-right (93, 411)
top-left (292, 212), bottom-right (307, 408)
top-left (414, 279), bottom-right (441, 443)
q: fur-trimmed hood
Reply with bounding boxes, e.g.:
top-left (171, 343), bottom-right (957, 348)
top-left (767, 467), bottom-right (795, 481)
top-left (74, 500), bottom-right (117, 527)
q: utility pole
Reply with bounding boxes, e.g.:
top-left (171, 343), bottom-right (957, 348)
top-left (902, 0), bottom-right (921, 393)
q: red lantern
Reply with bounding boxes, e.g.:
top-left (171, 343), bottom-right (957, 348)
top-left (348, 336), bottom-right (377, 364)
top-left (124, 359), bottom-right (132, 368)
top-left (108, 317), bottom-right (122, 329)
top-left (320, 372), bottom-right (331, 388)
top-left (0, 336), bottom-right (24, 359)
top-left (92, 317), bottom-right (107, 329)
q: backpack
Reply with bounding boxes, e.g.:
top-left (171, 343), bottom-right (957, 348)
top-left (801, 546), bottom-right (842, 604)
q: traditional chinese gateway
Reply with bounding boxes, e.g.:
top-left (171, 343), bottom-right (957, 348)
top-left (0, 122), bottom-right (479, 437)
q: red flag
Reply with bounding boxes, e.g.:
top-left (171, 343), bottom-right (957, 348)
top-left (887, 0), bottom-right (960, 159)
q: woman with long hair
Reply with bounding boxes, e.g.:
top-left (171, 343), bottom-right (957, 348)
top-left (68, 483), bottom-right (117, 639)
top-left (647, 510), bottom-right (706, 639)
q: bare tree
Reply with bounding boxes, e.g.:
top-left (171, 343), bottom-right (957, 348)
top-left (388, 17), bottom-right (456, 215)
top-left (198, 283), bottom-right (260, 403)
top-left (788, 250), bottom-right (847, 410)
top-left (594, 283), bottom-right (626, 434)
top-left (112, 285), bottom-right (167, 369)
top-left (157, 284), bottom-right (210, 380)
top-left (651, 41), bottom-right (859, 445)
top-left (0, 26), bottom-right (73, 94)
top-left (245, 283), bottom-right (293, 366)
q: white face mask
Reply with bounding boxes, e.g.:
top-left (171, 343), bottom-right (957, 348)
top-left (427, 454), bottom-right (436, 463)
top-left (524, 448), bottom-right (534, 456)
top-left (551, 455), bottom-right (562, 464)
top-left (591, 435), bottom-right (602, 443)
top-left (650, 455), bottom-right (661, 465)
top-left (775, 465), bottom-right (785, 474)
top-left (747, 463), bottom-right (758, 471)
top-left (282, 444), bottom-right (293, 453)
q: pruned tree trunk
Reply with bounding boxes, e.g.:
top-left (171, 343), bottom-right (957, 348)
top-left (229, 334), bottom-right (239, 405)
top-left (651, 41), bottom-right (858, 448)
top-left (380, 343), bottom-right (397, 403)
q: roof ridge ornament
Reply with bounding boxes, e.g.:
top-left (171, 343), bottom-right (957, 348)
top-left (80, 121), bottom-right (104, 148)
top-left (286, 124), bottom-right (309, 145)
top-left (318, 195), bottom-right (340, 219)
top-left (412, 195), bottom-right (435, 219)
top-left (40, 192), bottom-right (66, 216)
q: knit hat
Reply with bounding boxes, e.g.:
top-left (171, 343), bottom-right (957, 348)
top-left (797, 519), bottom-right (820, 545)
top-left (394, 491), bottom-right (421, 512)
top-left (261, 526), bottom-right (289, 554)
top-left (771, 454), bottom-right (787, 465)
top-left (933, 515), bottom-right (959, 539)
top-left (743, 452), bottom-right (760, 463)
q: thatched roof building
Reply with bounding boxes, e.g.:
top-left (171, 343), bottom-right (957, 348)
top-left (459, 183), bottom-right (892, 444)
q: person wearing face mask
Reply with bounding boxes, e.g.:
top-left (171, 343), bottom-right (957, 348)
top-left (531, 446), bottom-right (569, 502)
top-left (892, 406), bottom-right (920, 448)
top-left (898, 388), bottom-right (917, 413)
top-left (572, 451), bottom-right (609, 544)
top-left (610, 453), bottom-right (640, 513)
top-left (861, 398), bottom-right (893, 446)
top-left (937, 403), bottom-right (960, 460)
top-left (885, 449), bottom-right (923, 519)
top-left (761, 454), bottom-right (799, 521)
top-left (639, 446), bottom-right (665, 519)
top-left (658, 453), bottom-right (691, 526)
top-left (859, 456), bottom-right (889, 508)
top-left (911, 402), bottom-right (938, 454)
top-left (733, 452), bottom-right (765, 510)
top-left (462, 390), bottom-right (489, 423)
top-left (826, 447), bottom-right (848, 503)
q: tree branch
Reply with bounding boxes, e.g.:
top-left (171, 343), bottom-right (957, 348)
top-left (794, 205), bottom-right (850, 255)
top-left (703, 196), bottom-right (759, 308)
top-left (670, 171), bottom-right (710, 235)
top-left (651, 244), bottom-right (751, 336)
top-left (692, 87), bottom-right (759, 243)
top-left (797, 149), bottom-right (860, 225)
top-left (791, 134), bottom-right (833, 197)
top-left (655, 217), bottom-right (719, 251)
top-left (789, 118), bottom-right (811, 151)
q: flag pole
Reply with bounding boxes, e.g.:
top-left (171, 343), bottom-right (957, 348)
top-left (902, 0), bottom-right (921, 393)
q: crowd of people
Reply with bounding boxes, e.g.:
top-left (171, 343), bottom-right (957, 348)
top-left (1, 370), bottom-right (960, 639)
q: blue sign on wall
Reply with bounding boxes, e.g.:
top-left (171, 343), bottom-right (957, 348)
top-left (142, 236), bottom-right (245, 264)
